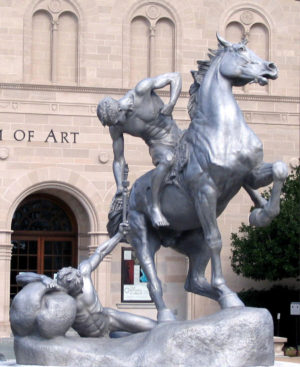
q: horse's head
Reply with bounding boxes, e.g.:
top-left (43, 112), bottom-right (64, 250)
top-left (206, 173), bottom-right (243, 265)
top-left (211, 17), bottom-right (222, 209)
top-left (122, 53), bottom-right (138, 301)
top-left (216, 33), bottom-right (278, 87)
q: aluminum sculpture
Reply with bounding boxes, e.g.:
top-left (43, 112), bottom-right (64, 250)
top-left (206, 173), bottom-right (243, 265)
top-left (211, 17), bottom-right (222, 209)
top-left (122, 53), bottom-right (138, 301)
top-left (97, 72), bottom-right (182, 228)
top-left (9, 34), bottom-right (286, 367)
top-left (107, 33), bottom-right (288, 322)
top-left (10, 223), bottom-right (156, 340)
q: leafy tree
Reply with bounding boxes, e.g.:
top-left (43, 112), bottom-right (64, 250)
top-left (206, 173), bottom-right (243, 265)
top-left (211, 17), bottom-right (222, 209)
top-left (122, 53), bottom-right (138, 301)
top-left (231, 165), bottom-right (300, 281)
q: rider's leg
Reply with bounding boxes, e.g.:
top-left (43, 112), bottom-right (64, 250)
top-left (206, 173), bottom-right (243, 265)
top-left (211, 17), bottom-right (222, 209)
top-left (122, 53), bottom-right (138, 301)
top-left (104, 308), bottom-right (157, 334)
top-left (151, 161), bottom-right (172, 227)
top-left (150, 146), bottom-right (174, 227)
top-left (244, 161), bottom-right (288, 227)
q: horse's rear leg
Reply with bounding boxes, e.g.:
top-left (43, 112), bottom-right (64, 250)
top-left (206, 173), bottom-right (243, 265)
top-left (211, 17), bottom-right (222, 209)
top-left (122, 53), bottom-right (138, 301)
top-left (244, 161), bottom-right (288, 227)
top-left (128, 210), bottom-right (175, 322)
top-left (175, 230), bottom-right (219, 301)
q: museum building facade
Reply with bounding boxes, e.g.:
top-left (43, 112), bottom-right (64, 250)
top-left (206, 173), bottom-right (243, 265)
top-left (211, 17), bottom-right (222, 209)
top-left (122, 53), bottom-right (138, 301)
top-left (0, 0), bottom-right (299, 337)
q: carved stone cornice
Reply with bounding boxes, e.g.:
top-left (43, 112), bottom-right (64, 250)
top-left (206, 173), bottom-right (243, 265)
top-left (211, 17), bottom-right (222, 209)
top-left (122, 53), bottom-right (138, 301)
top-left (0, 82), bottom-right (127, 96)
top-left (0, 82), bottom-right (299, 104)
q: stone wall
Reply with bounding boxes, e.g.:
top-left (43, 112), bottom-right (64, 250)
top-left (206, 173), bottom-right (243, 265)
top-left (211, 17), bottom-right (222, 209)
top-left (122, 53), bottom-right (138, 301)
top-left (0, 0), bottom-right (299, 336)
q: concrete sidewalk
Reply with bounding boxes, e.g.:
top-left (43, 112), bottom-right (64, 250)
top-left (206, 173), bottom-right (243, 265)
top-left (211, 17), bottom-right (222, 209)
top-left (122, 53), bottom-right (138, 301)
top-left (0, 338), bottom-right (14, 361)
top-left (1, 337), bottom-right (300, 366)
top-left (276, 356), bottom-right (300, 365)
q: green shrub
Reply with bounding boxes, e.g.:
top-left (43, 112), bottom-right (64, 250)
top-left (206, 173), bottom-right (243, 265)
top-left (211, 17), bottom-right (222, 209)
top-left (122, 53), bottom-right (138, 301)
top-left (231, 166), bottom-right (300, 281)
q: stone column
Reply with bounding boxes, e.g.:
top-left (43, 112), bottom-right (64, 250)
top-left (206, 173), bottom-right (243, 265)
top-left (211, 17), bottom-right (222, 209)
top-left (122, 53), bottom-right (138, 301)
top-left (88, 232), bottom-right (112, 307)
top-left (0, 229), bottom-right (13, 337)
top-left (51, 19), bottom-right (59, 83)
top-left (149, 25), bottom-right (156, 77)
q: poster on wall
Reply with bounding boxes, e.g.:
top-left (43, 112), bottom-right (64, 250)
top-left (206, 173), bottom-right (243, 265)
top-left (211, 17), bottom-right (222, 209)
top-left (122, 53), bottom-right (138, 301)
top-left (121, 248), bottom-right (152, 302)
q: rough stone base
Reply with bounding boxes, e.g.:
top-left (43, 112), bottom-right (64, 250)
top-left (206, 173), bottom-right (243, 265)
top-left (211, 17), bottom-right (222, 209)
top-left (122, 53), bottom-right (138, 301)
top-left (14, 307), bottom-right (274, 367)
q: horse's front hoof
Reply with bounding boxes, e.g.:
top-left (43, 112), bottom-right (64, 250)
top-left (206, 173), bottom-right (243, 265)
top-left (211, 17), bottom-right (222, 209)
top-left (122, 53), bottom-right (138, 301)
top-left (219, 293), bottom-right (245, 309)
top-left (157, 308), bottom-right (176, 323)
top-left (273, 161), bottom-right (288, 181)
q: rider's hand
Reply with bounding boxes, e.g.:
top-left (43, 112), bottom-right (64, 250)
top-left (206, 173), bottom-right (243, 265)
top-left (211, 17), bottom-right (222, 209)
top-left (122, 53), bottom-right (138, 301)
top-left (119, 221), bottom-right (130, 236)
top-left (161, 103), bottom-right (174, 116)
top-left (116, 186), bottom-right (124, 197)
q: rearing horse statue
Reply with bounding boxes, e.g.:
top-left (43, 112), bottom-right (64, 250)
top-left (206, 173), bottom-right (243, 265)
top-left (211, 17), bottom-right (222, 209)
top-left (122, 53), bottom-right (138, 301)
top-left (124, 34), bottom-right (288, 322)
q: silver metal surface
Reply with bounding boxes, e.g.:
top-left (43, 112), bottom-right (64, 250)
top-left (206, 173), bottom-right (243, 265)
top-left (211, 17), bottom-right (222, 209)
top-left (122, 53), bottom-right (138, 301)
top-left (10, 225), bottom-right (156, 340)
top-left (124, 34), bottom-right (288, 322)
top-left (9, 34), bottom-right (287, 367)
top-left (10, 308), bottom-right (275, 367)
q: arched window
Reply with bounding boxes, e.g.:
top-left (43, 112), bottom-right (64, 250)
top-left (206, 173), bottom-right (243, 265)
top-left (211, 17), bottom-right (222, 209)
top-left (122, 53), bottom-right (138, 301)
top-left (32, 10), bottom-right (52, 82)
top-left (224, 8), bottom-right (271, 94)
top-left (57, 11), bottom-right (78, 83)
top-left (225, 21), bottom-right (244, 43)
top-left (10, 194), bottom-right (78, 300)
top-left (128, 3), bottom-right (176, 86)
top-left (130, 17), bottom-right (150, 84)
top-left (24, 0), bottom-right (79, 84)
top-left (154, 18), bottom-right (175, 76)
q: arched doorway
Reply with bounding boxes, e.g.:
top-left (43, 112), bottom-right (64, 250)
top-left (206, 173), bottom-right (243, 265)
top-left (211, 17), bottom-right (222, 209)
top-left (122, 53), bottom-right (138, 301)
top-left (10, 193), bottom-right (78, 300)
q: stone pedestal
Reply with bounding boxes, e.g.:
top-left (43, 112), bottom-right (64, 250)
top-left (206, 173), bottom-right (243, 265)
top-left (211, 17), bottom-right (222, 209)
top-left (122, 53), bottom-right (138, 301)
top-left (274, 337), bottom-right (287, 356)
top-left (14, 307), bottom-right (274, 367)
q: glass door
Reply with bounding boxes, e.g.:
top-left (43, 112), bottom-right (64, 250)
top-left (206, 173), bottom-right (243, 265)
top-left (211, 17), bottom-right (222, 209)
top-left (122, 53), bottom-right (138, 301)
top-left (10, 194), bottom-right (78, 301)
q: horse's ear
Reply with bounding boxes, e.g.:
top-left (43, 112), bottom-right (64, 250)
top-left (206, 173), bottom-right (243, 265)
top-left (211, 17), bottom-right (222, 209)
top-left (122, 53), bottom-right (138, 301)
top-left (216, 33), bottom-right (232, 48)
top-left (241, 35), bottom-right (248, 45)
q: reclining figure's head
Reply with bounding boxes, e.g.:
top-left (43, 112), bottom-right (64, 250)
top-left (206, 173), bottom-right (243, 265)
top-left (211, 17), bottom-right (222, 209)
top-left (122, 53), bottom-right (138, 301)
top-left (57, 267), bottom-right (83, 296)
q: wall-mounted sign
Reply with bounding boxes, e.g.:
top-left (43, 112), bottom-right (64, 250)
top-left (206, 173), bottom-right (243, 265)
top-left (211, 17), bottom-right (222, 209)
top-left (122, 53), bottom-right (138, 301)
top-left (121, 247), bottom-right (152, 303)
top-left (291, 302), bottom-right (300, 316)
top-left (0, 129), bottom-right (79, 144)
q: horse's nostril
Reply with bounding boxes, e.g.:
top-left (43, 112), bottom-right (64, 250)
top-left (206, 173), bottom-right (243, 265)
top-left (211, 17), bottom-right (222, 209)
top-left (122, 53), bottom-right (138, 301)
top-left (268, 63), bottom-right (277, 70)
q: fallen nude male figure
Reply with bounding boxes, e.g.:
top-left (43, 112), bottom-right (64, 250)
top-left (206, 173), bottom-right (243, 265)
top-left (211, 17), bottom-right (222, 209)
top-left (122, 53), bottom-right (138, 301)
top-left (10, 223), bottom-right (156, 339)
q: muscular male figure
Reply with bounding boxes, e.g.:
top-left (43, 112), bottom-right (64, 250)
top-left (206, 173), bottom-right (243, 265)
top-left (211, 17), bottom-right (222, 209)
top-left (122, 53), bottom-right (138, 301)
top-left (97, 73), bottom-right (182, 227)
top-left (13, 224), bottom-right (156, 338)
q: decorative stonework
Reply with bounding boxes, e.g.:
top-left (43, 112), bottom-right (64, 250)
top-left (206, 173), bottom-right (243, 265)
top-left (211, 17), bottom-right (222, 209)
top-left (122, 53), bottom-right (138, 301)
top-left (240, 10), bottom-right (254, 25)
top-left (48, 0), bottom-right (62, 13)
top-left (0, 148), bottom-right (9, 160)
top-left (98, 152), bottom-right (109, 164)
top-left (123, 1), bottom-right (178, 87)
top-left (24, 0), bottom-right (80, 84)
top-left (147, 5), bottom-right (160, 20)
top-left (51, 103), bottom-right (58, 111)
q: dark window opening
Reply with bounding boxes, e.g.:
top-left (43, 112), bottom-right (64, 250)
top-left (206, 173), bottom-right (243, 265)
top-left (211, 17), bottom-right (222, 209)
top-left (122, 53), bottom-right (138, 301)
top-left (10, 194), bottom-right (78, 300)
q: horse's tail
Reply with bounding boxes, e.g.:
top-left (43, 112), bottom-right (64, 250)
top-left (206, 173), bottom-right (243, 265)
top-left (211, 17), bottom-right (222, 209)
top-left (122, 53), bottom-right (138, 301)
top-left (107, 195), bottom-right (129, 240)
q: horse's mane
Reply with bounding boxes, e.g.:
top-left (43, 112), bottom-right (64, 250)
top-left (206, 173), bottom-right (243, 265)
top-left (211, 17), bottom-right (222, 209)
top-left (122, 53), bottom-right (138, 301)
top-left (188, 46), bottom-right (224, 119)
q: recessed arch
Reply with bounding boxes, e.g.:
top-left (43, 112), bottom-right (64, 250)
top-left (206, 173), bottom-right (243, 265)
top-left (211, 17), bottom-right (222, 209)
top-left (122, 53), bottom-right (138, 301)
top-left (220, 3), bottom-right (274, 35)
top-left (154, 17), bottom-right (175, 76)
top-left (31, 10), bottom-right (52, 82)
top-left (122, 0), bottom-right (182, 88)
top-left (23, 0), bottom-right (83, 84)
top-left (225, 21), bottom-right (244, 43)
top-left (10, 193), bottom-right (79, 299)
top-left (130, 16), bottom-right (150, 85)
top-left (3, 168), bottom-right (102, 233)
top-left (220, 4), bottom-right (273, 94)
